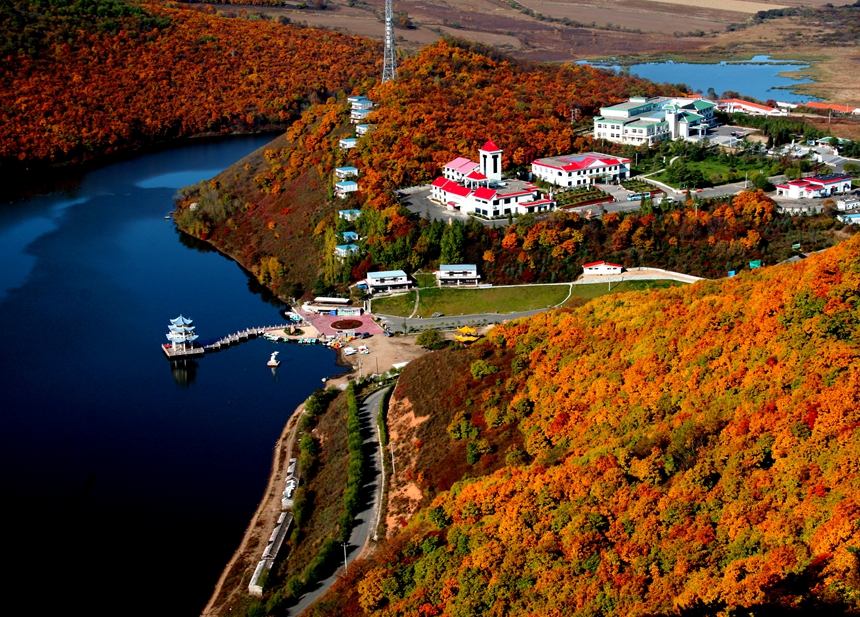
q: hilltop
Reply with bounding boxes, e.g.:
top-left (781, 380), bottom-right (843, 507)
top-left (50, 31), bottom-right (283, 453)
top-left (0, 0), bottom-right (379, 174)
top-left (300, 232), bottom-right (860, 617)
top-left (174, 37), bottom-right (851, 300)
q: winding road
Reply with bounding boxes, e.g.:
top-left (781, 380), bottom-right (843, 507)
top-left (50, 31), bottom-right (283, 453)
top-left (288, 385), bottom-right (390, 616)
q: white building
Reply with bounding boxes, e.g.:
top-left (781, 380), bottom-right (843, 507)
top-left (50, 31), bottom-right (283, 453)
top-left (717, 98), bottom-right (786, 116)
top-left (775, 174), bottom-right (852, 199)
top-left (594, 96), bottom-right (716, 145)
top-left (335, 166), bottom-right (359, 180)
top-left (837, 198), bottom-right (860, 211)
top-left (582, 260), bottom-right (624, 275)
top-left (436, 264), bottom-right (481, 287)
top-left (367, 270), bottom-right (412, 294)
top-left (838, 213), bottom-right (860, 225)
top-left (443, 157), bottom-right (480, 182)
top-left (338, 209), bottom-right (362, 222)
top-left (339, 137), bottom-right (357, 150)
top-left (431, 141), bottom-right (556, 218)
top-left (355, 124), bottom-right (376, 136)
top-left (350, 108), bottom-right (372, 123)
top-left (531, 152), bottom-right (631, 188)
top-left (334, 243), bottom-right (360, 258)
top-left (335, 181), bottom-right (358, 198)
top-left (347, 95), bottom-right (373, 110)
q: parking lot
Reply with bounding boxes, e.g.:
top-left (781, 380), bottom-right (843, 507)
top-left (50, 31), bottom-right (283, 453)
top-left (689, 125), bottom-right (759, 148)
top-left (400, 186), bottom-right (514, 227)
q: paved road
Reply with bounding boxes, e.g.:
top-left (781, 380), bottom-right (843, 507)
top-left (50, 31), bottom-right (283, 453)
top-left (377, 309), bottom-right (547, 333)
top-left (287, 386), bottom-right (389, 616)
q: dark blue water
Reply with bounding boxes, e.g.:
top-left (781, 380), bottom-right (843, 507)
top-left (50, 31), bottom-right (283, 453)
top-left (585, 55), bottom-right (817, 103)
top-left (0, 136), bottom-right (337, 615)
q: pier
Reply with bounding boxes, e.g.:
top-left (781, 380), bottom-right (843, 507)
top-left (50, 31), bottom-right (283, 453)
top-left (162, 312), bottom-right (313, 359)
top-left (201, 326), bottom-right (284, 351)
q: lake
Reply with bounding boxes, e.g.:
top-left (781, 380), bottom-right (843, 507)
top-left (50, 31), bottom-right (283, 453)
top-left (586, 55), bottom-right (817, 103)
top-left (0, 135), bottom-right (338, 616)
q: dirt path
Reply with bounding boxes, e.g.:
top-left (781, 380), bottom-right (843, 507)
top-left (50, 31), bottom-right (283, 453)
top-left (200, 401), bottom-right (306, 617)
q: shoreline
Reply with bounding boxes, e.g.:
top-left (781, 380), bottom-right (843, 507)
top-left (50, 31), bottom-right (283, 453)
top-left (201, 333), bottom-right (427, 616)
top-left (200, 398), bottom-right (305, 616)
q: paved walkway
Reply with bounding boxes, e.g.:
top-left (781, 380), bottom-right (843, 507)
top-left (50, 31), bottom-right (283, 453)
top-left (287, 386), bottom-right (389, 615)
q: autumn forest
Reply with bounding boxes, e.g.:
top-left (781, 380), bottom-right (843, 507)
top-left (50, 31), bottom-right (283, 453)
top-left (7, 1), bottom-right (860, 616)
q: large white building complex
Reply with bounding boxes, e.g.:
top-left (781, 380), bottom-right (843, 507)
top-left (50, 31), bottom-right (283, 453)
top-left (431, 140), bottom-right (556, 217)
top-left (531, 152), bottom-right (632, 187)
top-left (593, 96), bottom-right (717, 145)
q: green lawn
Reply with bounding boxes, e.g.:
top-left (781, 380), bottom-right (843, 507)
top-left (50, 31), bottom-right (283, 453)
top-left (653, 158), bottom-right (772, 188)
top-left (370, 291), bottom-right (417, 316)
top-left (414, 273), bottom-right (437, 288)
top-left (371, 280), bottom-right (684, 318)
top-left (565, 279), bottom-right (681, 304)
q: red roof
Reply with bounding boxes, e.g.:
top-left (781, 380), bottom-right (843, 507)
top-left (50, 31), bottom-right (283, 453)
top-left (582, 260), bottom-right (623, 269)
top-left (446, 184), bottom-right (472, 197)
top-left (465, 171), bottom-right (488, 181)
top-left (481, 139), bottom-right (501, 152)
top-left (804, 102), bottom-right (857, 113)
top-left (472, 187), bottom-right (497, 200)
top-left (431, 177), bottom-right (450, 188)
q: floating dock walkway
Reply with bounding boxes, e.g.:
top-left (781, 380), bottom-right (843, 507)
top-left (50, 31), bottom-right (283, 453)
top-left (163, 325), bottom-right (285, 359)
top-left (202, 325), bottom-right (284, 351)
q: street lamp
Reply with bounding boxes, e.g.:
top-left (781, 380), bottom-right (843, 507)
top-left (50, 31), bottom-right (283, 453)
top-left (343, 542), bottom-right (349, 574)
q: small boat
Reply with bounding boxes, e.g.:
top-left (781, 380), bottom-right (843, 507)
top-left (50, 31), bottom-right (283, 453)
top-left (358, 345), bottom-right (370, 355)
top-left (267, 351), bottom-right (280, 367)
top-left (342, 346), bottom-right (357, 356)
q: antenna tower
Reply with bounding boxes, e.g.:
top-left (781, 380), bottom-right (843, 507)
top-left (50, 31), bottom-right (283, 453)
top-left (382, 0), bottom-right (397, 83)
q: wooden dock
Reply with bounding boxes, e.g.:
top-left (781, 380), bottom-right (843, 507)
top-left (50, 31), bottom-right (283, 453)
top-left (203, 325), bottom-right (283, 351)
top-left (162, 345), bottom-right (205, 359)
top-left (162, 324), bottom-right (298, 359)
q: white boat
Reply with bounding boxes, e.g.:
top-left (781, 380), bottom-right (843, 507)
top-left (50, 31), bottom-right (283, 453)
top-left (358, 345), bottom-right (370, 354)
top-left (342, 347), bottom-right (357, 356)
top-left (267, 351), bottom-right (281, 367)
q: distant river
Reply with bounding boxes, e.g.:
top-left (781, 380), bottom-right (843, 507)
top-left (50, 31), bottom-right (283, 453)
top-left (0, 136), bottom-right (337, 616)
top-left (586, 55), bottom-right (817, 103)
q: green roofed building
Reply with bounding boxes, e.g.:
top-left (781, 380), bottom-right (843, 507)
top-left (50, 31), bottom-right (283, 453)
top-left (594, 96), bottom-right (716, 146)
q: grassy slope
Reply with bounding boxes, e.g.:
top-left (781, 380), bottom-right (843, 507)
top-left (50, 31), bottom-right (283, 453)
top-left (371, 280), bottom-right (683, 318)
top-left (310, 233), bottom-right (860, 616)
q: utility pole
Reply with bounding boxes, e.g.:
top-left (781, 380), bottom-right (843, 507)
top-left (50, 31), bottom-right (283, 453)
top-left (382, 0), bottom-right (397, 83)
top-left (342, 542), bottom-right (349, 574)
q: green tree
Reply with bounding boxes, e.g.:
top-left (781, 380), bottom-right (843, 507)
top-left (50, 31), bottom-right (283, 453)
top-left (440, 222), bottom-right (465, 264)
top-left (416, 329), bottom-right (445, 350)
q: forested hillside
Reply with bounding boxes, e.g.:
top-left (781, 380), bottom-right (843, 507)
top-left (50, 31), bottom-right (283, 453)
top-left (306, 233), bottom-right (860, 617)
top-left (0, 0), bottom-right (378, 167)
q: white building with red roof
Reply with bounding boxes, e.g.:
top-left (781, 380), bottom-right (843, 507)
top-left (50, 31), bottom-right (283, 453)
top-left (775, 173), bottom-right (852, 199)
top-left (582, 261), bottom-right (624, 275)
top-left (443, 157), bottom-right (480, 182)
top-left (803, 102), bottom-right (860, 115)
top-left (431, 141), bottom-right (557, 218)
top-left (717, 99), bottom-right (786, 116)
top-left (531, 152), bottom-right (631, 188)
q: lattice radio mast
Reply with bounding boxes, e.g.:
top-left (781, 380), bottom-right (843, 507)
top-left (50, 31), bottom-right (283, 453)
top-left (382, 0), bottom-right (397, 83)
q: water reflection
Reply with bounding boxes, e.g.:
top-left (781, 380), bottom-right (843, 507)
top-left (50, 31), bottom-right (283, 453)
top-left (169, 358), bottom-right (199, 387)
top-left (175, 228), bottom-right (217, 253)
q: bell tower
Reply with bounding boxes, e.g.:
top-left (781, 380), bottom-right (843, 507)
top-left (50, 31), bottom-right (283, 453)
top-left (479, 140), bottom-right (502, 183)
